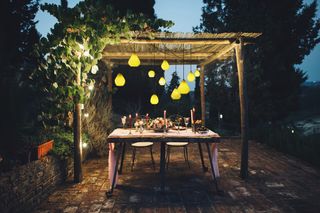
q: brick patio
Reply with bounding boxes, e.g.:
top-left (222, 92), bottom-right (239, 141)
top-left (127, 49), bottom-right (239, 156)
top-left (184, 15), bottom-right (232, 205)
top-left (33, 139), bottom-right (320, 213)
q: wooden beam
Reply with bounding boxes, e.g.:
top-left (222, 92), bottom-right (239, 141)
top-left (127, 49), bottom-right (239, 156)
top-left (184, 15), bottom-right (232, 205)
top-left (235, 39), bottom-right (249, 179)
top-left (120, 39), bottom-right (231, 45)
top-left (74, 63), bottom-right (83, 183)
top-left (200, 43), bottom-right (236, 66)
top-left (103, 52), bottom-right (213, 59)
top-left (200, 65), bottom-right (206, 126)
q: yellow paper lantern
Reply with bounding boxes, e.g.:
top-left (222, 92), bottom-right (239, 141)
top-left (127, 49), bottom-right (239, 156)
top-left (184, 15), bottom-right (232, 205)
top-left (171, 88), bottom-right (181, 100)
top-left (187, 71), bottom-right (195, 82)
top-left (128, 53), bottom-right (140, 67)
top-left (114, 73), bottom-right (125, 87)
top-left (150, 94), bottom-right (159, 105)
top-left (178, 80), bottom-right (190, 94)
top-left (194, 69), bottom-right (200, 77)
top-left (148, 70), bottom-right (155, 78)
top-left (158, 77), bottom-right (166, 86)
top-left (161, 60), bottom-right (170, 71)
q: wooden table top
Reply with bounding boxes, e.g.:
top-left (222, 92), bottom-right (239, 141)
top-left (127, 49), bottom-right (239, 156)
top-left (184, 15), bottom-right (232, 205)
top-left (107, 128), bottom-right (220, 143)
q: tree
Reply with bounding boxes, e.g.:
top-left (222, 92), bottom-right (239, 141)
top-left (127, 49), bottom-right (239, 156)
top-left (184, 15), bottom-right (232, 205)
top-left (0, 0), bottom-right (40, 159)
top-left (195, 0), bottom-right (320, 124)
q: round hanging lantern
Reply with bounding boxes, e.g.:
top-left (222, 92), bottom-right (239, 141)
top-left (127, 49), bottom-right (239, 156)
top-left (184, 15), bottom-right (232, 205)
top-left (128, 53), bottom-right (140, 67)
top-left (158, 77), bottom-right (166, 86)
top-left (150, 94), bottom-right (159, 105)
top-left (171, 88), bottom-right (181, 100)
top-left (194, 69), bottom-right (200, 77)
top-left (114, 73), bottom-right (126, 87)
top-left (178, 80), bottom-right (190, 94)
top-left (187, 71), bottom-right (195, 82)
top-left (148, 70), bottom-right (155, 78)
top-left (161, 60), bottom-right (170, 71)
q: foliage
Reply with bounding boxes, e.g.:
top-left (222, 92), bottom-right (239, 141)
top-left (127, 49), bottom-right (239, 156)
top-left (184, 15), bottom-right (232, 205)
top-left (252, 123), bottom-right (320, 168)
top-left (31, 0), bottom-right (173, 130)
top-left (82, 62), bottom-right (113, 156)
top-left (195, 0), bottom-right (320, 125)
top-left (0, 0), bottom-right (41, 160)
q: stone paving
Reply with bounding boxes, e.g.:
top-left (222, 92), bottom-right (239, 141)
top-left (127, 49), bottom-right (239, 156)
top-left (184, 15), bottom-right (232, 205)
top-left (33, 139), bottom-right (320, 213)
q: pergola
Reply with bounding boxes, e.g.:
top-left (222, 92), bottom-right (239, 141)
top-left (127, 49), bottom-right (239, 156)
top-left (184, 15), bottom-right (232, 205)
top-left (74, 32), bottom-right (262, 181)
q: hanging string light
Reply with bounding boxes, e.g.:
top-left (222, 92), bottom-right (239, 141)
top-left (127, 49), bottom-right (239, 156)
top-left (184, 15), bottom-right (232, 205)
top-left (128, 44), bottom-right (140, 67)
top-left (158, 77), bottom-right (166, 86)
top-left (178, 44), bottom-right (190, 94)
top-left (150, 94), bottom-right (159, 105)
top-left (171, 63), bottom-right (181, 100)
top-left (115, 73), bottom-right (125, 87)
top-left (161, 43), bottom-right (170, 71)
top-left (148, 44), bottom-right (156, 78)
top-left (194, 66), bottom-right (200, 77)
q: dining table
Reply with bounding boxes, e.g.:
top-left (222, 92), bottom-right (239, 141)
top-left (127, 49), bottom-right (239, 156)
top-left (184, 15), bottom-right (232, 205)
top-left (106, 128), bottom-right (220, 197)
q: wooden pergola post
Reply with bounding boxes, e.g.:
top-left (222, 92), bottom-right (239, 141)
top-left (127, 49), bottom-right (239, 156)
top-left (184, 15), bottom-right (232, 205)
top-left (200, 65), bottom-right (206, 126)
top-left (235, 38), bottom-right (249, 179)
top-left (74, 64), bottom-right (83, 183)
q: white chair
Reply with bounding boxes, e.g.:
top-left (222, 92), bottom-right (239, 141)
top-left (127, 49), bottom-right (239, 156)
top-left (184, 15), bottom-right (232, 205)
top-left (166, 142), bottom-right (190, 169)
top-left (131, 142), bottom-right (155, 171)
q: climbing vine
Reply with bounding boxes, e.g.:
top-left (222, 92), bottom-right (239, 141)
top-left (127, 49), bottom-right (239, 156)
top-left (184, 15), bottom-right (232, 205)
top-left (32, 0), bottom-right (173, 127)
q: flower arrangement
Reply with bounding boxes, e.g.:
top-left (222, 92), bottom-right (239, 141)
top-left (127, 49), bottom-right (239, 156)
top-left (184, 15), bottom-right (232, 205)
top-left (150, 117), bottom-right (173, 130)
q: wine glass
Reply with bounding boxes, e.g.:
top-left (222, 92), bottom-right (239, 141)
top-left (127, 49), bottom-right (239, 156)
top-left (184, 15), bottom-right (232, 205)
top-left (121, 116), bottom-right (126, 129)
top-left (184, 117), bottom-right (190, 131)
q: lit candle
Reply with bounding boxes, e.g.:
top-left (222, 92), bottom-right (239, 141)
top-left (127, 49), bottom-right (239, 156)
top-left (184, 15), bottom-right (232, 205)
top-left (164, 110), bottom-right (167, 128)
top-left (129, 114), bottom-right (132, 128)
top-left (146, 113), bottom-right (149, 128)
top-left (192, 107), bottom-right (195, 124)
top-left (135, 113), bottom-right (138, 122)
top-left (190, 109), bottom-right (193, 125)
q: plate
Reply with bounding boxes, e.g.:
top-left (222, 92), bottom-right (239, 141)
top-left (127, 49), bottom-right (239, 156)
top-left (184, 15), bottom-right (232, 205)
top-left (172, 126), bottom-right (186, 130)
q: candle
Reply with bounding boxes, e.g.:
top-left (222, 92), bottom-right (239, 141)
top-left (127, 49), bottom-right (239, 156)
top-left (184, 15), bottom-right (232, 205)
top-left (164, 110), bottom-right (167, 128)
top-left (192, 107), bottom-right (195, 124)
top-left (190, 109), bottom-right (193, 125)
top-left (129, 114), bottom-right (132, 128)
top-left (135, 113), bottom-right (138, 122)
top-left (146, 113), bottom-right (149, 128)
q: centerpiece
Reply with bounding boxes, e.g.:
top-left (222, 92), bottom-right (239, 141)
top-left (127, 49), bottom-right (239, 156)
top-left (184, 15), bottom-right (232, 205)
top-left (150, 117), bottom-right (172, 132)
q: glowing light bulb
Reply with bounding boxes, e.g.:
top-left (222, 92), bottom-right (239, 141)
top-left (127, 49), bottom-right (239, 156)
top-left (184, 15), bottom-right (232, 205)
top-left (158, 77), bottom-right (166, 86)
top-left (161, 60), bottom-right (170, 71)
top-left (148, 70), bottom-right (155, 78)
top-left (187, 71), bottom-right (195, 82)
top-left (128, 53), bottom-right (140, 67)
top-left (150, 94), bottom-right (159, 105)
top-left (194, 69), bottom-right (200, 77)
top-left (88, 84), bottom-right (94, 91)
top-left (91, 65), bottom-right (99, 74)
top-left (84, 113), bottom-right (89, 118)
top-left (115, 73), bottom-right (125, 87)
top-left (82, 142), bottom-right (88, 148)
top-left (171, 88), bottom-right (181, 100)
top-left (178, 80), bottom-right (190, 94)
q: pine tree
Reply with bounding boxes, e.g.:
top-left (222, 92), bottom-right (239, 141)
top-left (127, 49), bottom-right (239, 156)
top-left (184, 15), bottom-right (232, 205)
top-left (195, 0), bottom-right (320, 123)
top-left (0, 0), bottom-right (40, 157)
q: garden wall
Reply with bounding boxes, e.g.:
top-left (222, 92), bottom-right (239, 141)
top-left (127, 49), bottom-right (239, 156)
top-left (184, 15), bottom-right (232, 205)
top-left (0, 156), bottom-right (73, 213)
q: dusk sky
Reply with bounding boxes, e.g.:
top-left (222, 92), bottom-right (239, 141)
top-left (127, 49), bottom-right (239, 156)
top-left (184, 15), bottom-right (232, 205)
top-left (36, 0), bottom-right (320, 84)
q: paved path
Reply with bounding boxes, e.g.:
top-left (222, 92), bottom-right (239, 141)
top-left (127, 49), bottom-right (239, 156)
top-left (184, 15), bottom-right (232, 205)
top-left (34, 140), bottom-right (320, 213)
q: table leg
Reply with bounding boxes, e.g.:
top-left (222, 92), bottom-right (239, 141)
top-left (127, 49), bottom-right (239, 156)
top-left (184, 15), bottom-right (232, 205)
top-left (198, 143), bottom-right (208, 172)
top-left (118, 143), bottom-right (126, 174)
top-left (205, 142), bottom-right (219, 192)
top-left (160, 141), bottom-right (166, 192)
top-left (106, 142), bottom-right (123, 197)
